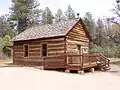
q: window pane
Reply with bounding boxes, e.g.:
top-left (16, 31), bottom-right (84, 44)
top-left (42, 44), bottom-right (47, 56)
top-left (24, 45), bottom-right (29, 57)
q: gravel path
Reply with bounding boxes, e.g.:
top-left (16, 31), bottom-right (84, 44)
top-left (0, 67), bottom-right (120, 90)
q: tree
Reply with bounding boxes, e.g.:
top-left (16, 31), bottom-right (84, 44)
top-left (109, 0), bottom-right (120, 44)
top-left (10, 0), bottom-right (40, 34)
top-left (3, 35), bottom-right (11, 46)
top-left (0, 16), bottom-right (8, 37)
top-left (42, 7), bottom-right (53, 24)
top-left (55, 9), bottom-right (64, 22)
top-left (65, 5), bottom-right (75, 20)
top-left (2, 35), bottom-right (12, 57)
top-left (32, 9), bottom-right (43, 25)
top-left (0, 37), bottom-right (4, 53)
top-left (83, 12), bottom-right (96, 40)
top-left (95, 19), bottom-right (106, 46)
top-left (0, 15), bottom-right (14, 38)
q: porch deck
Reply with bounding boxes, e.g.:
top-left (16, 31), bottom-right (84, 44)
top-left (66, 54), bottom-right (98, 70)
top-left (43, 54), bottom-right (110, 71)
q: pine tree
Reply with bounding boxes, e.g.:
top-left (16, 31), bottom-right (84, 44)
top-left (95, 19), bottom-right (105, 46)
top-left (55, 9), bottom-right (64, 22)
top-left (84, 12), bottom-right (96, 40)
top-left (10, 0), bottom-right (40, 34)
top-left (0, 15), bottom-right (14, 38)
top-left (109, 0), bottom-right (120, 44)
top-left (65, 5), bottom-right (75, 20)
top-left (32, 9), bottom-right (43, 25)
top-left (42, 7), bottom-right (53, 24)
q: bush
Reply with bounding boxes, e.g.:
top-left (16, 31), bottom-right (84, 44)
top-left (0, 35), bottom-right (12, 59)
top-left (89, 44), bottom-right (120, 58)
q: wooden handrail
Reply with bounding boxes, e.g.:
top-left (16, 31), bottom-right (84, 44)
top-left (66, 54), bottom-right (98, 67)
top-left (99, 54), bottom-right (110, 62)
top-left (96, 54), bottom-right (110, 69)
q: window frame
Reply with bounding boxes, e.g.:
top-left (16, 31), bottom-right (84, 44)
top-left (23, 44), bottom-right (29, 58)
top-left (41, 43), bottom-right (48, 57)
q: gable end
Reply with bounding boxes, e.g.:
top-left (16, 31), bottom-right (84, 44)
top-left (66, 18), bottom-right (92, 42)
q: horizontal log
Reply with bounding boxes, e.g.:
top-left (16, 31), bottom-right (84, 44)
top-left (66, 39), bottom-right (89, 46)
top-left (48, 43), bottom-right (65, 48)
top-left (48, 47), bottom-right (64, 52)
top-left (48, 53), bottom-right (64, 56)
top-left (29, 53), bottom-right (40, 56)
top-left (29, 49), bottom-right (40, 52)
top-left (68, 32), bottom-right (87, 38)
top-left (67, 36), bottom-right (89, 41)
top-left (66, 37), bottom-right (89, 43)
top-left (14, 59), bottom-right (43, 62)
top-left (44, 56), bottom-right (65, 59)
top-left (41, 38), bottom-right (64, 42)
top-left (69, 28), bottom-right (86, 33)
top-left (44, 60), bottom-right (65, 69)
top-left (29, 45), bottom-right (40, 48)
top-left (14, 52), bottom-right (23, 54)
top-left (14, 46), bottom-right (23, 49)
top-left (67, 35), bottom-right (89, 41)
top-left (48, 50), bottom-right (64, 54)
top-left (14, 49), bottom-right (24, 52)
top-left (29, 48), bottom-right (40, 50)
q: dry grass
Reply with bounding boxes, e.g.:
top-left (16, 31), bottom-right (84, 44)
top-left (0, 58), bottom-right (12, 64)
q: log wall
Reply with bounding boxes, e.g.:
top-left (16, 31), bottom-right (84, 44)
top-left (66, 21), bottom-right (90, 54)
top-left (13, 40), bottom-right (42, 66)
top-left (13, 37), bottom-right (66, 68)
top-left (66, 21), bottom-right (90, 64)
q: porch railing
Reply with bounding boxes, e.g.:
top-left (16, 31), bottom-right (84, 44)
top-left (66, 54), bottom-right (98, 67)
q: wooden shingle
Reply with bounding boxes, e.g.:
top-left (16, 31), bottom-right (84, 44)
top-left (13, 19), bottom-right (79, 41)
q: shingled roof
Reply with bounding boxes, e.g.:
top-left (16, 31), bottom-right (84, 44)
top-left (13, 18), bottom-right (91, 41)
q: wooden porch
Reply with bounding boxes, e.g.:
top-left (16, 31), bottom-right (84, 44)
top-left (66, 54), bottom-right (98, 70)
top-left (43, 54), bottom-right (110, 71)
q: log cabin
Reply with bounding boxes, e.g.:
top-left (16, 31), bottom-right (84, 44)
top-left (12, 18), bottom-right (110, 72)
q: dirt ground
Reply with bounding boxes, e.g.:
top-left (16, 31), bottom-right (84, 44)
top-left (0, 65), bottom-right (119, 90)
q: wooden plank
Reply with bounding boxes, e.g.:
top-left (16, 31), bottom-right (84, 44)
top-left (41, 38), bottom-right (64, 42)
top-left (48, 43), bottom-right (64, 47)
top-left (48, 47), bottom-right (64, 52)
top-left (29, 48), bottom-right (40, 50)
top-left (29, 45), bottom-right (40, 48)
top-left (66, 39), bottom-right (89, 47)
top-left (29, 52), bottom-right (40, 56)
top-left (66, 37), bottom-right (89, 42)
top-left (68, 32), bottom-right (87, 38)
top-left (48, 53), bottom-right (64, 56)
top-left (67, 35), bottom-right (89, 41)
top-left (29, 49), bottom-right (40, 52)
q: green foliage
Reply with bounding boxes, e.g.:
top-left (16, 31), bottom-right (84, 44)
top-left (10, 0), bottom-right (40, 33)
top-left (0, 37), bottom-right (4, 53)
top-left (55, 9), bottom-right (64, 22)
top-left (94, 19), bottom-right (106, 46)
top-left (32, 9), bottom-right (42, 25)
top-left (65, 5), bottom-right (75, 20)
top-left (42, 7), bottom-right (53, 24)
top-left (0, 15), bottom-right (14, 37)
top-left (0, 35), bottom-right (12, 58)
top-left (3, 35), bottom-right (11, 46)
top-left (90, 44), bottom-right (120, 58)
top-left (83, 12), bottom-right (96, 39)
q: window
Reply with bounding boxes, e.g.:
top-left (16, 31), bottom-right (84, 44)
top-left (77, 45), bottom-right (81, 54)
top-left (81, 47), bottom-right (88, 54)
top-left (42, 44), bottom-right (47, 57)
top-left (24, 45), bottom-right (29, 57)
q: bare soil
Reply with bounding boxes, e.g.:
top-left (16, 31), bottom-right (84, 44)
top-left (0, 66), bottom-right (120, 90)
